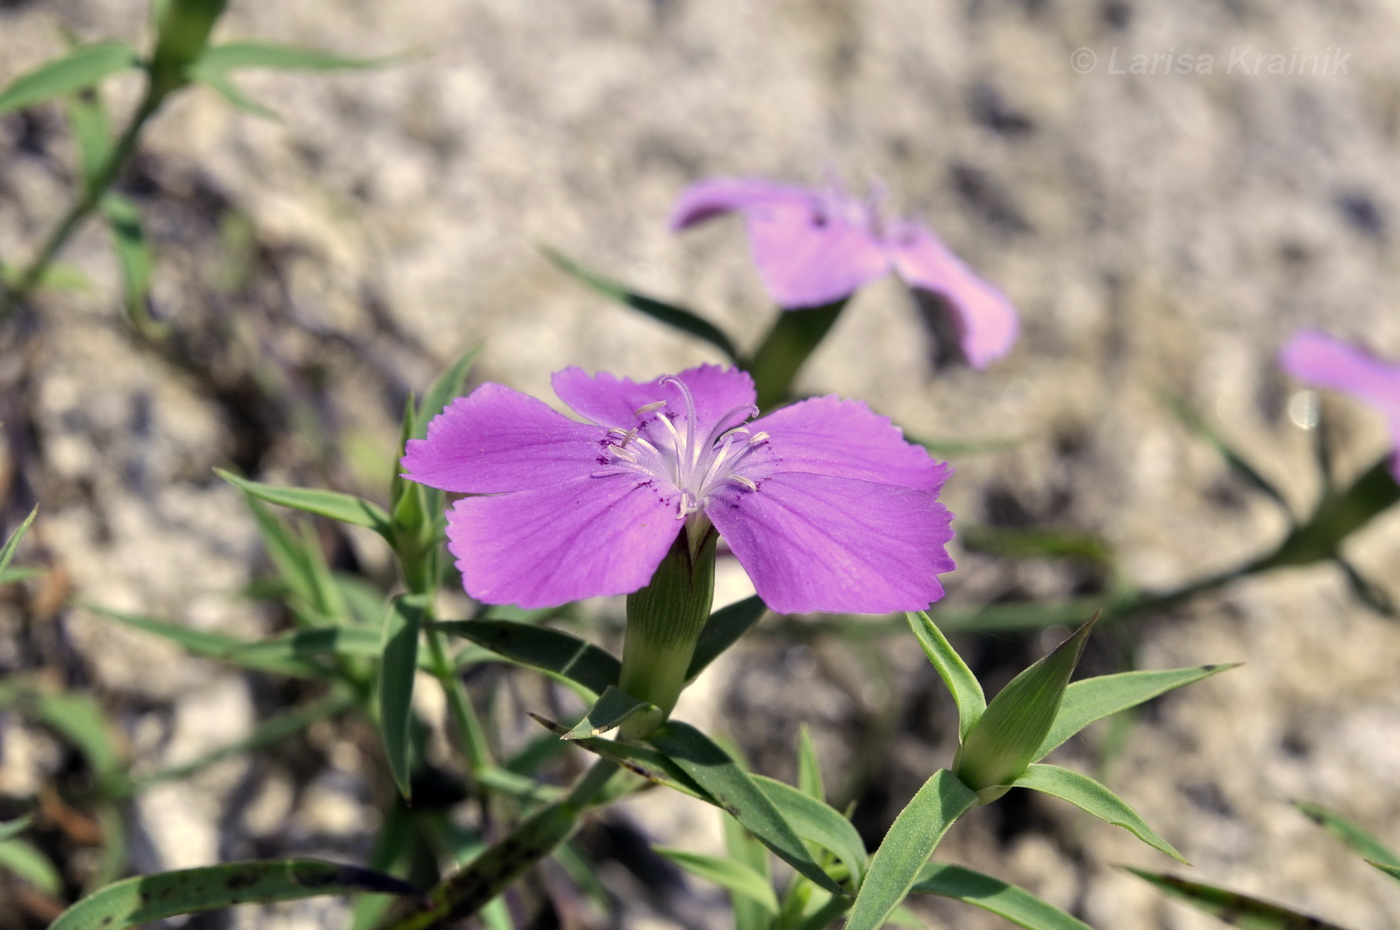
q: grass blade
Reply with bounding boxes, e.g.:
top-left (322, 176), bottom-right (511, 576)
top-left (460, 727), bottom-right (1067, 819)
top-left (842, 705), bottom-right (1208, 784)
top-left (1036, 664), bottom-right (1237, 759)
top-left (434, 620), bottom-right (620, 696)
top-left (49, 859), bottom-right (417, 930)
top-left (846, 769), bottom-right (979, 930)
top-left (1293, 800), bottom-right (1400, 867)
top-left (1125, 868), bottom-right (1352, 930)
top-left (217, 469), bottom-right (393, 539)
top-left (0, 41), bottom-right (140, 114)
top-left (752, 774), bottom-right (866, 887)
top-left (380, 595), bottom-right (427, 799)
top-left (686, 595), bottom-right (766, 682)
top-left (0, 505), bottom-right (38, 579)
top-left (908, 610), bottom-right (985, 741)
top-left (1012, 764), bottom-right (1184, 862)
top-left (912, 863), bottom-right (1093, 929)
top-left (654, 846), bottom-right (780, 915)
top-left (540, 246), bottom-right (740, 362)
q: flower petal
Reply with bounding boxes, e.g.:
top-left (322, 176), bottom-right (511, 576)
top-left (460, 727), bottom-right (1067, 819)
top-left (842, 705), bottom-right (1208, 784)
top-left (668, 177), bottom-right (818, 230)
top-left (745, 203), bottom-right (890, 309)
top-left (552, 365), bottom-right (757, 435)
top-left (448, 474), bottom-right (683, 608)
top-left (1281, 329), bottom-right (1400, 480)
top-left (886, 223), bottom-right (1018, 367)
top-left (403, 383), bottom-right (605, 494)
top-left (707, 473), bottom-right (955, 615)
top-left (748, 396), bottom-right (952, 491)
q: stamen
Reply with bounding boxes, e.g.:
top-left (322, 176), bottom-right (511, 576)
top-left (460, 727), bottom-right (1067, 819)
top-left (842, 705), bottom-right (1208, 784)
top-left (634, 400), bottom-right (667, 417)
top-left (728, 474), bottom-right (757, 491)
top-left (748, 431), bottom-right (770, 445)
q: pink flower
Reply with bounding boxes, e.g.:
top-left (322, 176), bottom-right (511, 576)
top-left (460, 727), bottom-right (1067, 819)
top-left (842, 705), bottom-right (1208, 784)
top-left (670, 177), bottom-right (1019, 368)
top-left (1281, 329), bottom-right (1400, 481)
top-left (403, 365), bottom-right (956, 614)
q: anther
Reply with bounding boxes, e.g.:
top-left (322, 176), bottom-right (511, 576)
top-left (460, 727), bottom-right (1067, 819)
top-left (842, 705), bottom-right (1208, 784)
top-left (728, 475), bottom-right (757, 491)
top-left (634, 400), bottom-right (667, 418)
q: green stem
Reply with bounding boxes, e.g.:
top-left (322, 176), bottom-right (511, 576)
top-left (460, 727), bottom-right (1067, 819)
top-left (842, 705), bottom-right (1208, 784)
top-left (1, 88), bottom-right (165, 320)
top-left (378, 758), bottom-right (622, 930)
top-left (745, 300), bottom-right (847, 411)
top-left (424, 624), bottom-right (493, 776)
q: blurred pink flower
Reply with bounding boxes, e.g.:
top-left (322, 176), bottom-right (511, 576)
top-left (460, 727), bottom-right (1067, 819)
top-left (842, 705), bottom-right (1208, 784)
top-left (670, 177), bottom-right (1018, 367)
top-left (1281, 329), bottom-right (1400, 481)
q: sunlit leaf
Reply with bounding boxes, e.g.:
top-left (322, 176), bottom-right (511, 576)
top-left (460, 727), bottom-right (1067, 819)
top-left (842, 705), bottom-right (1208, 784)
top-left (649, 721), bottom-right (845, 896)
top-left (1036, 664), bottom-right (1237, 759)
top-left (196, 42), bottom-right (397, 72)
top-left (216, 469), bottom-right (393, 539)
top-left (846, 769), bottom-right (979, 930)
top-left (907, 610), bottom-right (985, 741)
top-left (1125, 868), bottom-right (1351, 930)
top-left (0, 839), bottom-right (63, 894)
top-left (1012, 764), bottom-right (1184, 862)
top-left (752, 774), bottom-right (866, 887)
top-left (654, 846), bottom-right (780, 915)
top-left (49, 859), bottom-right (417, 930)
top-left (796, 724), bottom-right (824, 801)
top-left (912, 864), bottom-right (1093, 930)
top-left (955, 618), bottom-right (1095, 795)
top-left (0, 42), bottom-right (140, 114)
top-left (540, 246), bottom-right (740, 363)
top-left (64, 86), bottom-right (112, 192)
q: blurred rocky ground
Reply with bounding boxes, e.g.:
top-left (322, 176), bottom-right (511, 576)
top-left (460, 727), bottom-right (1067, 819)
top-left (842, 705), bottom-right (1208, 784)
top-left (2, 0), bottom-right (1400, 927)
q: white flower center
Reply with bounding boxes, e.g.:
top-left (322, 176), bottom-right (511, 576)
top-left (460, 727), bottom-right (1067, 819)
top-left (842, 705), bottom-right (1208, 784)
top-left (605, 377), bottom-right (769, 519)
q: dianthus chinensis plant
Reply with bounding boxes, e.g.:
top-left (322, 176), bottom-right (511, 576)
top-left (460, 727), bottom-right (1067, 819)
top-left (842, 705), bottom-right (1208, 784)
top-left (4, 22), bottom-right (1400, 923)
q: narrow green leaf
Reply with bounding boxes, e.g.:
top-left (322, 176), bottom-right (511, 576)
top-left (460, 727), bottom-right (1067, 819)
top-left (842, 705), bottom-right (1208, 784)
top-left (0, 567), bottom-right (43, 585)
top-left (0, 816), bottom-right (33, 843)
top-left (686, 595), bottom-right (767, 682)
top-left (649, 721), bottom-right (845, 897)
top-left (1125, 868), bottom-right (1352, 930)
top-left (0, 839), bottom-right (63, 894)
top-left (1012, 764), bottom-right (1184, 862)
top-left (243, 496), bottom-right (324, 622)
top-left (188, 62), bottom-right (281, 118)
top-left (846, 769), bottom-right (979, 930)
top-left (0, 505), bottom-right (39, 579)
top-left (529, 714), bottom-right (710, 801)
top-left (796, 724), bottom-right (825, 801)
top-left (102, 194), bottom-right (155, 324)
top-left (216, 469), bottom-right (393, 539)
top-left (0, 261), bottom-right (91, 294)
top-left (1261, 457), bottom-right (1400, 569)
top-left (380, 595), bottom-right (427, 800)
top-left (415, 347), bottom-right (482, 440)
top-left (1159, 390), bottom-right (1289, 511)
top-left (434, 619), bottom-right (620, 696)
top-left (958, 523), bottom-right (1115, 569)
top-left (654, 846), bottom-right (780, 915)
top-left (49, 859), bottom-right (417, 930)
top-left (0, 42), bottom-right (140, 114)
top-left (83, 603), bottom-right (328, 678)
top-left (64, 86), bottom-right (112, 192)
top-left (1368, 861), bottom-right (1400, 887)
top-left (1036, 664), bottom-right (1238, 760)
top-left (223, 626), bottom-right (385, 663)
top-left (197, 42), bottom-right (397, 72)
top-left (563, 686), bottom-right (654, 740)
top-left (912, 863), bottom-right (1093, 930)
top-left (752, 774), bottom-right (866, 887)
top-left (955, 617), bottom-right (1095, 795)
top-left (540, 246), bottom-right (740, 362)
top-left (1293, 800), bottom-right (1400, 867)
top-left (907, 610), bottom-right (985, 741)
top-left (32, 692), bottom-right (121, 787)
